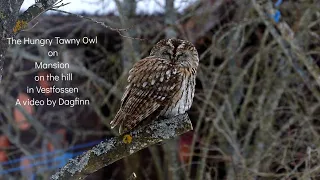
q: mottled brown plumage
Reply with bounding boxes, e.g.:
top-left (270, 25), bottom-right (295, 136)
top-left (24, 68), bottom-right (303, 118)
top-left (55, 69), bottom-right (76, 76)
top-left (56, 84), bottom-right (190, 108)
top-left (110, 39), bottom-right (199, 134)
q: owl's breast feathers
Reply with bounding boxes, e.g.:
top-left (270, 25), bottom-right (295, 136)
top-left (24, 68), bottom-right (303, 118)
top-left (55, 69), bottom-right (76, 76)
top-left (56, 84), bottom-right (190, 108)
top-left (162, 65), bottom-right (196, 117)
top-left (110, 57), bottom-right (188, 134)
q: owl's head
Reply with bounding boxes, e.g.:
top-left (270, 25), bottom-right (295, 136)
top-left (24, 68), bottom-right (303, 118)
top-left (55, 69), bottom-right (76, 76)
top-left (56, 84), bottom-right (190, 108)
top-left (150, 39), bottom-right (199, 67)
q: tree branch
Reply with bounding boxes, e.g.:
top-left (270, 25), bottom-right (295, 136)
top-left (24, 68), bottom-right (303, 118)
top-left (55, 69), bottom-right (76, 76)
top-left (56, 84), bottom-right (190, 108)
top-left (51, 113), bottom-right (193, 180)
top-left (0, 0), bottom-right (24, 83)
top-left (13, 0), bottom-right (70, 34)
top-left (0, 0), bottom-right (65, 83)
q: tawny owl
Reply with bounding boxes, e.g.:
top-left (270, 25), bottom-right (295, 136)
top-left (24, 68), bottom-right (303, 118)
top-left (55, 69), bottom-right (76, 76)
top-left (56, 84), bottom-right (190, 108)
top-left (110, 38), bottom-right (199, 134)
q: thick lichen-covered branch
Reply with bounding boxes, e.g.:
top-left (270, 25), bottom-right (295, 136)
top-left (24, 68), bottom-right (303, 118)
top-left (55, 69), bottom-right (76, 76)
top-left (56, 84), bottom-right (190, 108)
top-left (51, 113), bottom-right (193, 180)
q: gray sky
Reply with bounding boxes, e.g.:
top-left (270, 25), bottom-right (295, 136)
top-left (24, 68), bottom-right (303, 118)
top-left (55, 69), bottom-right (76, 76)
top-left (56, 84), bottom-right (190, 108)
top-left (21, 0), bottom-right (196, 14)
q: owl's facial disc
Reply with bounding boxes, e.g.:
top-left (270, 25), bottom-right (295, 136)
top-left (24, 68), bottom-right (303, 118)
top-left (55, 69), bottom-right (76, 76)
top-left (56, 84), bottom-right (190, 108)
top-left (167, 39), bottom-right (186, 61)
top-left (161, 50), bottom-right (173, 59)
top-left (175, 51), bottom-right (186, 61)
top-left (150, 39), bottom-right (198, 65)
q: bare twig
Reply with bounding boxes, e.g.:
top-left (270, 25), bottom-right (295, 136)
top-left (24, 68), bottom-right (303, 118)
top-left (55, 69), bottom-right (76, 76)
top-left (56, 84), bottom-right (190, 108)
top-left (51, 8), bottom-right (146, 41)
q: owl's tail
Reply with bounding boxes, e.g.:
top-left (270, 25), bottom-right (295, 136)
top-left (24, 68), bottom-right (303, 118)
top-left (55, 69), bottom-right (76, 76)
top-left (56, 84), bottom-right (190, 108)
top-left (110, 110), bottom-right (133, 134)
top-left (110, 110), bottom-right (123, 129)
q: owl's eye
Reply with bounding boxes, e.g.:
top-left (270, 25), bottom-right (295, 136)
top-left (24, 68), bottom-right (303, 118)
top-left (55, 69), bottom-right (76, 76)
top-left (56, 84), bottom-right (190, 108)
top-left (162, 51), bottom-right (171, 58)
top-left (176, 53), bottom-right (187, 60)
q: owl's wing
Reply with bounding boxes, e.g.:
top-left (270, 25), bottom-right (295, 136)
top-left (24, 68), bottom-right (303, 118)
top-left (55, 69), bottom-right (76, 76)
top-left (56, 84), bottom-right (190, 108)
top-left (110, 57), bottom-right (182, 134)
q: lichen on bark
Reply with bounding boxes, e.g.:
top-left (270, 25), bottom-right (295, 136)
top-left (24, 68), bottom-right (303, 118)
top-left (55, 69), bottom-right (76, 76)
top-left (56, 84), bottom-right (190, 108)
top-left (51, 113), bottom-right (193, 180)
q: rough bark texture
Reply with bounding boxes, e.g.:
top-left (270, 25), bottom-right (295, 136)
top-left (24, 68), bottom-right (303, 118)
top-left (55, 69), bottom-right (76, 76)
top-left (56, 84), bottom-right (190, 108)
top-left (51, 113), bottom-right (193, 180)
top-left (0, 0), bottom-right (24, 82)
